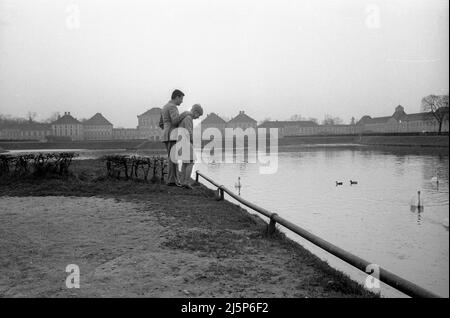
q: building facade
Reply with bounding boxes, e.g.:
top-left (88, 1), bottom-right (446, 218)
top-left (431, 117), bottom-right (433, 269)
top-left (51, 112), bottom-right (84, 141)
top-left (226, 111), bottom-right (257, 130)
top-left (357, 105), bottom-right (449, 134)
top-left (2, 104), bottom-right (447, 142)
top-left (137, 107), bottom-right (162, 141)
top-left (258, 120), bottom-right (319, 138)
top-left (112, 128), bottom-right (140, 140)
top-left (83, 113), bottom-right (113, 140)
top-left (200, 112), bottom-right (227, 136)
top-left (0, 121), bottom-right (51, 142)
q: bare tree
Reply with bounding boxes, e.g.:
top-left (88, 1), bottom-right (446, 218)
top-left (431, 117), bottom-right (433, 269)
top-left (421, 94), bottom-right (449, 135)
top-left (0, 114), bottom-right (27, 125)
top-left (26, 111), bottom-right (37, 122)
top-left (259, 117), bottom-right (271, 125)
top-left (289, 114), bottom-right (305, 121)
top-left (322, 114), bottom-right (343, 126)
top-left (43, 112), bottom-right (61, 123)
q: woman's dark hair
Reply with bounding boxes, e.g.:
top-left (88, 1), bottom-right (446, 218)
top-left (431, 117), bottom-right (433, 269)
top-left (171, 89), bottom-right (185, 100)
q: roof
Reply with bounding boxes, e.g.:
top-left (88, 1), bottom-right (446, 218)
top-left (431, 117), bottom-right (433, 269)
top-left (363, 116), bottom-right (392, 124)
top-left (356, 115), bottom-right (372, 125)
top-left (258, 120), bottom-right (318, 128)
top-left (138, 107), bottom-right (162, 117)
top-left (201, 113), bottom-right (227, 125)
top-left (359, 111), bottom-right (438, 124)
top-left (403, 112), bottom-right (436, 122)
top-left (51, 113), bottom-right (81, 125)
top-left (228, 111), bottom-right (257, 124)
top-left (84, 113), bottom-right (113, 126)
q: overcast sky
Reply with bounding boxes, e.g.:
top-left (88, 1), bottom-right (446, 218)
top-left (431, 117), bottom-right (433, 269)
top-left (0, 0), bottom-right (448, 127)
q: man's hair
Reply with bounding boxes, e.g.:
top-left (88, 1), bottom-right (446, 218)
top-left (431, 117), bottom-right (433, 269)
top-left (171, 89), bottom-right (185, 100)
top-left (192, 104), bottom-right (203, 116)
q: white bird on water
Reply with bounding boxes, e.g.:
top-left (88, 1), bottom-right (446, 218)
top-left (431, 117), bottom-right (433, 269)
top-left (235, 177), bottom-right (242, 195)
top-left (431, 169), bottom-right (439, 184)
top-left (410, 190), bottom-right (424, 212)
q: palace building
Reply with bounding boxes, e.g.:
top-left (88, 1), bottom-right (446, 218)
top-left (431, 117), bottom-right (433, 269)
top-left (83, 113), bottom-right (113, 140)
top-left (51, 112), bottom-right (84, 141)
top-left (137, 107), bottom-right (163, 141)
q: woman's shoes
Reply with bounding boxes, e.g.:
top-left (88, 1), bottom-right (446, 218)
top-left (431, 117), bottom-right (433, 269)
top-left (167, 182), bottom-right (194, 189)
top-left (167, 182), bottom-right (182, 187)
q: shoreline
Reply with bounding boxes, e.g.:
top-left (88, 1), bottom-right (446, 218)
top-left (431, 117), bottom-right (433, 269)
top-left (0, 135), bottom-right (448, 153)
top-left (0, 159), bottom-right (376, 298)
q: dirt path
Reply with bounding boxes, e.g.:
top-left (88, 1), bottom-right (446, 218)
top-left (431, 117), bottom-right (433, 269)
top-left (0, 185), bottom-right (375, 298)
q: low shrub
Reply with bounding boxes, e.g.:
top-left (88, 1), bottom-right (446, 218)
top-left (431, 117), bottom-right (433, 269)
top-left (101, 154), bottom-right (168, 183)
top-left (0, 152), bottom-right (78, 178)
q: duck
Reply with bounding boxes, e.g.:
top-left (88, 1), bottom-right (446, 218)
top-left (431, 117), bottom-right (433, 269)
top-left (350, 180), bottom-right (358, 185)
top-left (336, 181), bottom-right (343, 186)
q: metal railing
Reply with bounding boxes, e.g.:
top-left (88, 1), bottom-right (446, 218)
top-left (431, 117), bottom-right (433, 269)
top-left (195, 170), bottom-right (440, 298)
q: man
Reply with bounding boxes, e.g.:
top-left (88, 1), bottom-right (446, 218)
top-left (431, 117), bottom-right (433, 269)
top-left (177, 104), bottom-right (203, 189)
top-left (160, 89), bottom-right (190, 186)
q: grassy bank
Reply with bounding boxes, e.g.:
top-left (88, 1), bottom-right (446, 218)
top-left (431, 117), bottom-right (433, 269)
top-left (0, 159), bottom-right (376, 297)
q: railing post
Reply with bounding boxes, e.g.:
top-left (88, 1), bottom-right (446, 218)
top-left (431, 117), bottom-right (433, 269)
top-left (195, 170), bottom-right (199, 183)
top-left (267, 213), bottom-right (278, 236)
top-left (194, 170), bottom-right (440, 298)
top-left (215, 186), bottom-right (224, 201)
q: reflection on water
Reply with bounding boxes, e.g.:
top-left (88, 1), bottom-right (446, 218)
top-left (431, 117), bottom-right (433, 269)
top-left (195, 146), bottom-right (449, 297)
top-left (5, 145), bottom-right (449, 297)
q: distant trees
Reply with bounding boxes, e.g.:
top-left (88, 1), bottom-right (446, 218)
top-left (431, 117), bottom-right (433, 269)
top-left (26, 111), bottom-right (37, 122)
top-left (289, 114), bottom-right (305, 121)
top-left (259, 117), bottom-right (271, 125)
top-left (289, 114), bottom-right (318, 123)
top-left (43, 112), bottom-right (61, 123)
top-left (421, 94), bottom-right (449, 135)
top-left (322, 114), bottom-right (344, 126)
top-left (1, 111), bottom-right (61, 125)
top-left (0, 114), bottom-right (27, 125)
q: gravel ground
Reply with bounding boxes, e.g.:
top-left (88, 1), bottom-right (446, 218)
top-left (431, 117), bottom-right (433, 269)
top-left (0, 160), bottom-right (376, 298)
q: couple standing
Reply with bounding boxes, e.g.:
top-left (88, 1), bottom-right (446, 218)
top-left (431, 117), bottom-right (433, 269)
top-left (159, 89), bottom-right (203, 189)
